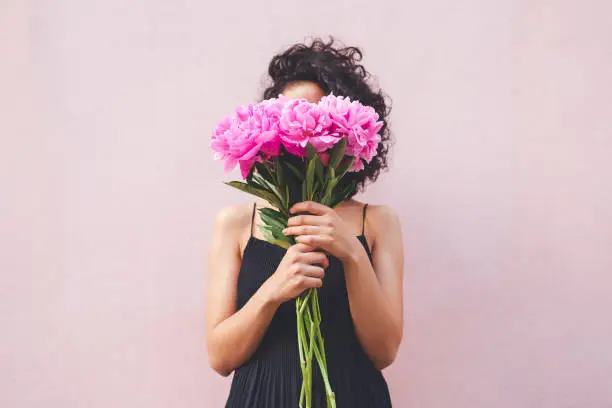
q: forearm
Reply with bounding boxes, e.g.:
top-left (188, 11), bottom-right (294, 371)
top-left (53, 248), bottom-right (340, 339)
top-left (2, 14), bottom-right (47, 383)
top-left (343, 244), bottom-right (402, 370)
top-left (207, 289), bottom-right (278, 376)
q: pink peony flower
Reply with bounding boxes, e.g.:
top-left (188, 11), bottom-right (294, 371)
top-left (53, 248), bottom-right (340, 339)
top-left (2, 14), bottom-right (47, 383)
top-left (319, 94), bottom-right (383, 172)
top-left (310, 133), bottom-right (343, 153)
top-left (210, 98), bottom-right (285, 179)
top-left (211, 93), bottom-right (383, 177)
top-left (253, 98), bottom-right (284, 158)
top-left (279, 99), bottom-right (340, 156)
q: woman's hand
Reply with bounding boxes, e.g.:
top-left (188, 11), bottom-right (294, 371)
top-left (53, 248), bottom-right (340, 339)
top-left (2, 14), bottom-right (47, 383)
top-left (282, 201), bottom-right (361, 264)
top-left (260, 242), bottom-right (329, 305)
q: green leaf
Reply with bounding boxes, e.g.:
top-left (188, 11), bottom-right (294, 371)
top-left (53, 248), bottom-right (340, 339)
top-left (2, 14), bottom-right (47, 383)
top-left (260, 223), bottom-right (292, 243)
top-left (259, 207), bottom-right (288, 226)
top-left (263, 160), bottom-right (277, 181)
top-left (259, 206), bottom-right (285, 219)
top-left (306, 158), bottom-right (316, 200)
top-left (335, 156), bottom-right (354, 180)
top-left (336, 157), bottom-right (355, 180)
top-left (273, 158), bottom-right (289, 208)
top-left (285, 161), bottom-right (305, 181)
top-left (259, 223), bottom-right (285, 240)
top-left (306, 143), bottom-right (317, 160)
top-left (313, 178), bottom-right (321, 202)
top-left (274, 157), bottom-right (284, 186)
top-left (260, 210), bottom-right (287, 231)
top-left (250, 174), bottom-right (288, 211)
top-left (260, 225), bottom-right (283, 240)
top-left (270, 239), bottom-right (291, 249)
top-left (302, 179), bottom-right (307, 201)
top-left (284, 184), bottom-right (290, 208)
top-left (261, 227), bottom-right (275, 242)
top-left (271, 228), bottom-right (285, 240)
top-left (266, 225), bottom-right (292, 243)
top-left (322, 167), bottom-right (336, 205)
top-left (224, 181), bottom-right (283, 209)
top-left (314, 154), bottom-right (324, 180)
top-left (251, 173), bottom-right (272, 190)
top-left (254, 161), bottom-right (274, 184)
top-left (251, 175), bottom-right (285, 207)
top-left (328, 138), bottom-right (347, 169)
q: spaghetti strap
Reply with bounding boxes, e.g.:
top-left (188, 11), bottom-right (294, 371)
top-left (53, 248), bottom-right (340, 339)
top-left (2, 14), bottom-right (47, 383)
top-left (250, 202), bottom-right (257, 237)
top-left (361, 203), bottom-right (369, 235)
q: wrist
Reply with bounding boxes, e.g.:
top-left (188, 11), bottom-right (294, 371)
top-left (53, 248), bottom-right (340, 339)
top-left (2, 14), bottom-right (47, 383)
top-left (341, 236), bottom-right (367, 267)
top-left (255, 281), bottom-right (281, 310)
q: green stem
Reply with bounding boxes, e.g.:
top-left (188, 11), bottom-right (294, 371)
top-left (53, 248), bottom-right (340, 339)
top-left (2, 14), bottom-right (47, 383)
top-left (307, 320), bottom-right (315, 408)
top-left (311, 290), bottom-right (326, 367)
top-left (305, 304), bottom-right (335, 407)
top-left (299, 289), bottom-right (313, 315)
top-left (296, 298), bottom-right (305, 366)
top-left (297, 297), bottom-right (308, 408)
top-left (314, 289), bottom-right (322, 323)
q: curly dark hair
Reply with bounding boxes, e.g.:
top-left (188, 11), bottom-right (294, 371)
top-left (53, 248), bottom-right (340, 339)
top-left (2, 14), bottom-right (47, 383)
top-left (261, 37), bottom-right (392, 199)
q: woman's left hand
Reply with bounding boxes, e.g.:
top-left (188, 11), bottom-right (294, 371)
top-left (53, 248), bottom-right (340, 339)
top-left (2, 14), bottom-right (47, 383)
top-left (282, 201), bottom-right (361, 264)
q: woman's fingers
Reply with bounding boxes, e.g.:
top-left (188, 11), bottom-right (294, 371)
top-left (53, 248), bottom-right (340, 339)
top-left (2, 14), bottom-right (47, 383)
top-left (298, 264), bottom-right (326, 279)
top-left (286, 214), bottom-right (330, 228)
top-left (289, 242), bottom-right (316, 254)
top-left (283, 224), bottom-right (330, 237)
top-left (290, 201), bottom-right (330, 216)
top-left (295, 234), bottom-right (333, 249)
top-left (298, 275), bottom-right (324, 289)
top-left (297, 250), bottom-right (329, 269)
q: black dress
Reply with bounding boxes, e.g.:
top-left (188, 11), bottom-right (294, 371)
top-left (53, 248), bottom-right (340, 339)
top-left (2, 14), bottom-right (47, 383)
top-left (225, 203), bottom-right (392, 408)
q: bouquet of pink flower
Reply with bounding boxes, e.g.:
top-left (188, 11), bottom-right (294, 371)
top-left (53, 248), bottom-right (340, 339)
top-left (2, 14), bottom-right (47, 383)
top-left (210, 94), bottom-right (382, 408)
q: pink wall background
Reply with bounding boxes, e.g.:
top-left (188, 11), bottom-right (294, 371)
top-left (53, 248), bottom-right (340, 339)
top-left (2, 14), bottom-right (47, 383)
top-left (2, 0), bottom-right (611, 407)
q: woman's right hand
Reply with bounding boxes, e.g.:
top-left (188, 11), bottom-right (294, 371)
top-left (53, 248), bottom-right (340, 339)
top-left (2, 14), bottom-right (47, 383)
top-left (260, 243), bottom-right (329, 305)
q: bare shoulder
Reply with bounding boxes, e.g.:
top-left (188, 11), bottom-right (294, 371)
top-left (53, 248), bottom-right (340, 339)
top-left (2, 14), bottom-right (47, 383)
top-left (211, 203), bottom-right (254, 249)
top-left (213, 203), bottom-right (252, 229)
top-left (366, 204), bottom-right (401, 230)
top-left (363, 204), bottom-right (402, 251)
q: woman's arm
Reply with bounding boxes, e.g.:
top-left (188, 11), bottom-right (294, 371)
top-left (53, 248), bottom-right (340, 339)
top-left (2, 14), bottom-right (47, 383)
top-left (205, 205), bottom-right (330, 376)
top-left (343, 205), bottom-right (404, 370)
top-left (283, 202), bottom-right (404, 370)
top-left (205, 205), bottom-right (278, 377)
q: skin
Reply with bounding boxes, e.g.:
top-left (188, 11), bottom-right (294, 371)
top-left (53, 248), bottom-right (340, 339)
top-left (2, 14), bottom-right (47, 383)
top-left (282, 80), bottom-right (326, 102)
top-left (205, 82), bottom-right (404, 377)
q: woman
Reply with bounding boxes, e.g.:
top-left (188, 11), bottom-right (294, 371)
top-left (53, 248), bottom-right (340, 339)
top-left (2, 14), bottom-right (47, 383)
top-left (206, 38), bottom-right (404, 407)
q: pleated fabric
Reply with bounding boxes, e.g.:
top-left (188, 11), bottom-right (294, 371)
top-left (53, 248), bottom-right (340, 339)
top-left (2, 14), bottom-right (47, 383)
top-left (225, 203), bottom-right (392, 408)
